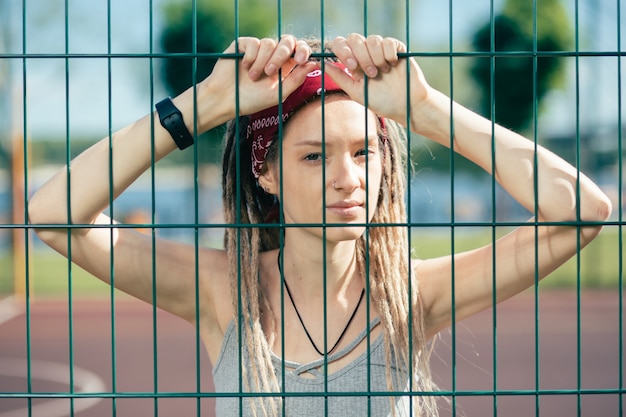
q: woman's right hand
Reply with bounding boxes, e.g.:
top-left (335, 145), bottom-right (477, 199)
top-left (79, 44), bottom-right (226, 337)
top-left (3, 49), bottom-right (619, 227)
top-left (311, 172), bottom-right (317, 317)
top-left (199, 36), bottom-right (317, 125)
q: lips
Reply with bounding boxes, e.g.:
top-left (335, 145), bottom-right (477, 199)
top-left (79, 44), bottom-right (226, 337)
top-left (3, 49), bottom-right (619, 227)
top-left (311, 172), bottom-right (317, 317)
top-left (326, 200), bottom-right (364, 218)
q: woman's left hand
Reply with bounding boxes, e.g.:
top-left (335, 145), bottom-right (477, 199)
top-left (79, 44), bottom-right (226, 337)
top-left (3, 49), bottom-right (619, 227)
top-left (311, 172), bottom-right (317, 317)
top-left (324, 34), bottom-right (430, 124)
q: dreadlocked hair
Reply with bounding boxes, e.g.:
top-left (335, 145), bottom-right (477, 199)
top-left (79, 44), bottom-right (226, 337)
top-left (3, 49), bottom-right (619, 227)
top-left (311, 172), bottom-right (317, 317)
top-left (220, 39), bottom-right (439, 417)
top-left (222, 115), bottom-right (281, 417)
top-left (359, 119), bottom-right (439, 416)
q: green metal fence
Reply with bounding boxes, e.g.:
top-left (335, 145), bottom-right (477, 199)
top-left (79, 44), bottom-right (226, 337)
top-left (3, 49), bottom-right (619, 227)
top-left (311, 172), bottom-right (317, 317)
top-left (0, 0), bottom-right (624, 416)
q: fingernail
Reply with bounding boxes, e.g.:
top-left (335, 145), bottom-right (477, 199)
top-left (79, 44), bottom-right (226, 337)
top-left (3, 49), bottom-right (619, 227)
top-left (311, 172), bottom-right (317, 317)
top-left (366, 66), bottom-right (378, 77)
top-left (295, 51), bottom-right (306, 63)
top-left (248, 70), bottom-right (259, 80)
top-left (347, 58), bottom-right (357, 69)
top-left (266, 64), bottom-right (276, 75)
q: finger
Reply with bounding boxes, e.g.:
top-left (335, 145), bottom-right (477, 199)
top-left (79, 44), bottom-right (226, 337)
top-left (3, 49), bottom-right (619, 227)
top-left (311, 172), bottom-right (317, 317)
top-left (323, 62), bottom-right (361, 99)
top-left (247, 38), bottom-right (278, 80)
top-left (346, 33), bottom-right (378, 78)
top-left (382, 37), bottom-right (406, 66)
top-left (280, 61), bottom-right (318, 97)
top-left (330, 36), bottom-right (358, 71)
top-left (365, 35), bottom-right (391, 73)
top-left (294, 39), bottom-right (312, 65)
top-left (238, 37), bottom-right (264, 81)
top-left (237, 37), bottom-right (260, 70)
top-left (264, 35), bottom-right (297, 76)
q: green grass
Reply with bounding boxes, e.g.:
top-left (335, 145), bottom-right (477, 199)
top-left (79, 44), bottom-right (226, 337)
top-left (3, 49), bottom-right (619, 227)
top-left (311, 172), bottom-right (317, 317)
top-left (412, 225), bottom-right (623, 289)
top-left (1, 246), bottom-right (113, 298)
top-left (0, 227), bottom-right (622, 298)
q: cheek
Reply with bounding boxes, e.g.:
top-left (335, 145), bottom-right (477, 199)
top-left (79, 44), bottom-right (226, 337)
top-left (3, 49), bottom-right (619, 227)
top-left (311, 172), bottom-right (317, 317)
top-left (367, 159), bottom-right (384, 190)
top-left (279, 176), bottom-right (324, 214)
top-left (365, 168), bottom-right (383, 207)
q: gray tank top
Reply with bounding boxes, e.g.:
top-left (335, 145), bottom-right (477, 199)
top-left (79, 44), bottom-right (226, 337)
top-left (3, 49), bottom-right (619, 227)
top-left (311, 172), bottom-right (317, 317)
top-left (212, 318), bottom-right (413, 416)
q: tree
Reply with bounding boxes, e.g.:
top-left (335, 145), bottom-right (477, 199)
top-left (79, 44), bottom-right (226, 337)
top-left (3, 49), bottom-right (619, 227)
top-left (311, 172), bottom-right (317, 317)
top-left (469, 0), bottom-right (572, 132)
top-left (161, 0), bottom-right (277, 97)
top-left (159, 0), bottom-right (278, 164)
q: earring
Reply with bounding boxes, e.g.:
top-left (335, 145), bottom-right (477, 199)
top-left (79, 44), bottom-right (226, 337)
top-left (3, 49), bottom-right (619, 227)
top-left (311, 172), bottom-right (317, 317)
top-left (333, 181), bottom-right (337, 190)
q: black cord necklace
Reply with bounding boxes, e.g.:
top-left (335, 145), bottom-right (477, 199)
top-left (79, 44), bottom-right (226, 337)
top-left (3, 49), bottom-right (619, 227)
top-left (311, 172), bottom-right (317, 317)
top-left (278, 250), bottom-right (365, 356)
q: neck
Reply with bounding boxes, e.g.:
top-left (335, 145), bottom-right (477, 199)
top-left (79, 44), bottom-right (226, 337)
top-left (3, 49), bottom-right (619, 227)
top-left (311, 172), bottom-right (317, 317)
top-left (280, 232), bottom-right (361, 298)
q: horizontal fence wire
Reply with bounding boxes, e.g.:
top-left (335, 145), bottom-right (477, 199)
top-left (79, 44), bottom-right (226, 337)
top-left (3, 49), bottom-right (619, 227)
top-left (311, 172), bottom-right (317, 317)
top-left (0, 0), bottom-right (623, 416)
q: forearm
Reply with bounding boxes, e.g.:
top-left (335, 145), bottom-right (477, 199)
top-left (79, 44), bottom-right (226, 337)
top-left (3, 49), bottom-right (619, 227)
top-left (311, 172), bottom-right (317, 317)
top-left (410, 88), bottom-right (612, 224)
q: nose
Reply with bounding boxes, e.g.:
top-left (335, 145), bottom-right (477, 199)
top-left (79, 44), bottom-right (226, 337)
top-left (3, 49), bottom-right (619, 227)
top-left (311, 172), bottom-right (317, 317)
top-left (330, 155), bottom-right (362, 192)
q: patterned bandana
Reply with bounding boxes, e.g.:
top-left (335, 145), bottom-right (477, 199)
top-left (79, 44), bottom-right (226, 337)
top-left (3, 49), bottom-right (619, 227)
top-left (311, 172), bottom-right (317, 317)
top-left (246, 63), bottom-right (363, 179)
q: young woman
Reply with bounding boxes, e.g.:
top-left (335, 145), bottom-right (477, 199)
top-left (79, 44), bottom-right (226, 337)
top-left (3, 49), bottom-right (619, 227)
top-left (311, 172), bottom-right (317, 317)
top-left (28, 34), bottom-right (612, 416)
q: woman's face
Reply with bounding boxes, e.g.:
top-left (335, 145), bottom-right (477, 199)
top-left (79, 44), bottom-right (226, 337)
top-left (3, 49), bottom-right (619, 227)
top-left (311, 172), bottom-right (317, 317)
top-left (261, 96), bottom-right (383, 243)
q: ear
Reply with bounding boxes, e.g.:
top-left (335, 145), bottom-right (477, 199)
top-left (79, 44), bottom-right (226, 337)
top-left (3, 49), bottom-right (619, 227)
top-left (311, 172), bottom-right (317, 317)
top-left (258, 167), bottom-right (279, 195)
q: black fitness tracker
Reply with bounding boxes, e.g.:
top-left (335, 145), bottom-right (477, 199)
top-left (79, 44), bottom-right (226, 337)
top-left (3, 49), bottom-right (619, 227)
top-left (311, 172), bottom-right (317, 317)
top-left (155, 97), bottom-right (195, 150)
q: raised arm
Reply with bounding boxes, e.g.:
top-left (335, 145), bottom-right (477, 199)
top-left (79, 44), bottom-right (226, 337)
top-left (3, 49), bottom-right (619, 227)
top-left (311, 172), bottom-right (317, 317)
top-left (28, 36), bottom-right (316, 328)
top-left (326, 34), bottom-right (612, 335)
top-left (408, 85), bottom-right (612, 335)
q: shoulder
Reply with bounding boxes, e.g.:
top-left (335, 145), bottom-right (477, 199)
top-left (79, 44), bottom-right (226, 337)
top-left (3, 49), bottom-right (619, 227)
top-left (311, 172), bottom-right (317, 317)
top-left (201, 248), bottom-right (279, 334)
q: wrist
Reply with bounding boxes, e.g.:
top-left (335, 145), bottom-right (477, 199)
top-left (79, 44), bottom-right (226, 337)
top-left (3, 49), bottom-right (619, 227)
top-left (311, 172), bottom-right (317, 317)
top-left (409, 88), bottom-right (451, 140)
top-left (194, 77), bottom-right (233, 131)
top-left (168, 79), bottom-right (232, 140)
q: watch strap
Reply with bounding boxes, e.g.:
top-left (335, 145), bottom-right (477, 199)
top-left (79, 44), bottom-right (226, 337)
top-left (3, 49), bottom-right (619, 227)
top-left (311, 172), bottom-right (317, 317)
top-left (155, 97), bottom-right (195, 150)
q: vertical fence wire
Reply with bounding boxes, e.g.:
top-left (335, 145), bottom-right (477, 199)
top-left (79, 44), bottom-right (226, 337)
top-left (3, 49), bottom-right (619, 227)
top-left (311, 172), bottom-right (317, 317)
top-left (447, 0), bottom-right (458, 414)
top-left (105, 0), bottom-right (118, 413)
top-left (20, 1), bottom-right (33, 416)
top-left (488, 0), bottom-right (499, 415)
top-left (360, 0), bottom-right (372, 415)
top-left (148, 0), bottom-right (160, 414)
top-left (532, 0), bottom-right (541, 417)
top-left (573, 0), bottom-right (583, 413)
top-left (149, 1), bottom-right (165, 415)
top-left (531, 1), bottom-right (541, 416)
top-left (618, 1), bottom-right (625, 415)
top-left (319, 0), bottom-right (329, 412)
top-left (62, 0), bottom-right (76, 414)
top-left (275, 5), bottom-right (287, 415)
top-left (403, 0), bottom-right (413, 413)
top-left (190, 0), bottom-right (203, 415)
top-left (233, 21), bottom-right (244, 417)
top-left (275, 1), bottom-right (287, 416)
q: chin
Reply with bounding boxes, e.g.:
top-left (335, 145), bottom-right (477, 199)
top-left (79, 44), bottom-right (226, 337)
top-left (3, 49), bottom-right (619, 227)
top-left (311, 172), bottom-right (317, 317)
top-left (325, 225), bottom-right (367, 243)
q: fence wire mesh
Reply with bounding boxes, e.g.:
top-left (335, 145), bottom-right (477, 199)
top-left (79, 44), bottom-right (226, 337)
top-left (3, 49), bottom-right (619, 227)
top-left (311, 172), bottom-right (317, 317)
top-left (0, 0), bottom-right (623, 416)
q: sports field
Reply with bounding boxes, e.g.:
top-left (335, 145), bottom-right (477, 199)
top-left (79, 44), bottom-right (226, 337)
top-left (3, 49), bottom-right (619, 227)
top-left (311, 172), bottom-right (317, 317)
top-left (0, 289), bottom-right (622, 417)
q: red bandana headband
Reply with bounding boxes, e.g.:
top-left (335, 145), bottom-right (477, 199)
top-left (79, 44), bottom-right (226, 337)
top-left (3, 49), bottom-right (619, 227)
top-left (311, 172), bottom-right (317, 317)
top-left (246, 63), bottom-right (386, 179)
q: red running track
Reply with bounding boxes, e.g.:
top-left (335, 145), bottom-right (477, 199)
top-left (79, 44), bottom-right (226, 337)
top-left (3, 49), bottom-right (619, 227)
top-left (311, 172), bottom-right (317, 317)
top-left (0, 290), bottom-right (623, 417)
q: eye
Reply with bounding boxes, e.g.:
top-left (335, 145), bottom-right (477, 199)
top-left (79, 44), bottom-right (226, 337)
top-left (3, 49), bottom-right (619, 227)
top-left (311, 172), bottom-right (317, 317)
top-left (355, 147), bottom-right (376, 158)
top-left (303, 153), bottom-right (322, 162)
